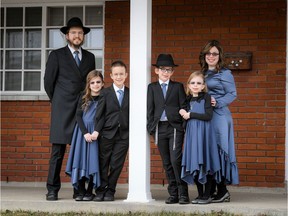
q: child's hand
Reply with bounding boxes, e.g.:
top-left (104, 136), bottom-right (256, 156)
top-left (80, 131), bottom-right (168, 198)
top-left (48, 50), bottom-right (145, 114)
top-left (179, 109), bottom-right (187, 117)
top-left (91, 131), bottom-right (99, 140)
top-left (179, 109), bottom-right (190, 120)
top-left (182, 112), bottom-right (190, 120)
top-left (84, 133), bottom-right (93, 143)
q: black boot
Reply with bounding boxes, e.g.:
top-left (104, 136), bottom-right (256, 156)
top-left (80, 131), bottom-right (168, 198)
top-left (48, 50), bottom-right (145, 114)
top-left (75, 178), bottom-right (86, 201)
top-left (198, 175), bottom-right (213, 204)
top-left (212, 180), bottom-right (230, 203)
top-left (191, 176), bottom-right (203, 204)
top-left (83, 176), bottom-right (95, 201)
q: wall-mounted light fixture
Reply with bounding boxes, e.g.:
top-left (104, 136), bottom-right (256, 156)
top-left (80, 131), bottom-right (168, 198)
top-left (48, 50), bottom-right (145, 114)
top-left (224, 52), bottom-right (253, 70)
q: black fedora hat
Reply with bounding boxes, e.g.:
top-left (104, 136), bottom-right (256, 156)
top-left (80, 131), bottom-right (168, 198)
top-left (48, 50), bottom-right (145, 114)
top-left (152, 54), bottom-right (178, 67)
top-left (60, 17), bottom-right (90, 35)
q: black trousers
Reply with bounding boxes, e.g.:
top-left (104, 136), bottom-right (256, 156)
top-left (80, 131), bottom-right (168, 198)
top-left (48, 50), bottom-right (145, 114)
top-left (46, 144), bottom-right (78, 195)
top-left (97, 131), bottom-right (129, 195)
top-left (46, 144), bottom-right (66, 193)
top-left (157, 122), bottom-right (188, 197)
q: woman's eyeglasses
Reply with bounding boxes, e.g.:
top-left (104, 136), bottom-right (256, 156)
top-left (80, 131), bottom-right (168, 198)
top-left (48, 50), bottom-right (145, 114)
top-left (206, 52), bottom-right (219, 57)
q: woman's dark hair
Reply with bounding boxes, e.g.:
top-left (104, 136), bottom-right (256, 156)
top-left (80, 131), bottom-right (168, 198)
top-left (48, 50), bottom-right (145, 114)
top-left (199, 40), bottom-right (226, 72)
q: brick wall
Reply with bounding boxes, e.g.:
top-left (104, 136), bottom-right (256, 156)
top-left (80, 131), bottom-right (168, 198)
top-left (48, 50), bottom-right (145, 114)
top-left (1, 0), bottom-right (286, 188)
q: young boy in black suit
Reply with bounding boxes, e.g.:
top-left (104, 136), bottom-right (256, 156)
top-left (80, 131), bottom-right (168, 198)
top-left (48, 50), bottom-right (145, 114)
top-left (92, 60), bottom-right (129, 202)
top-left (147, 54), bottom-right (189, 204)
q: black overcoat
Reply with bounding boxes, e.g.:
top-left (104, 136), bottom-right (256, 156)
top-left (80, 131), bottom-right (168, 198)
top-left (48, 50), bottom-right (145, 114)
top-left (44, 46), bottom-right (95, 144)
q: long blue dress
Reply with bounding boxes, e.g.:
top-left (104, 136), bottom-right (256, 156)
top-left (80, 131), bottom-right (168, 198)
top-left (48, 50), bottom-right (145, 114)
top-left (66, 98), bottom-right (101, 190)
top-left (205, 68), bottom-right (239, 185)
top-left (181, 93), bottom-right (221, 185)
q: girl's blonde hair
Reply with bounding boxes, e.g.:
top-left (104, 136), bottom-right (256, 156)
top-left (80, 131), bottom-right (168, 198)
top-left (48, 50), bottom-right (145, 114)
top-left (81, 70), bottom-right (104, 111)
top-left (185, 71), bottom-right (207, 95)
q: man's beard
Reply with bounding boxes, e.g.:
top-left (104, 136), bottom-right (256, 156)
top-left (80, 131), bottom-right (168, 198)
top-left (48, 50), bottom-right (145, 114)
top-left (68, 40), bottom-right (84, 49)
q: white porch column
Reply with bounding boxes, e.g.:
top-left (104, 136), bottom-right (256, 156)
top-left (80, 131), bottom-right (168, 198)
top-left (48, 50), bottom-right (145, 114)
top-left (125, 0), bottom-right (153, 202)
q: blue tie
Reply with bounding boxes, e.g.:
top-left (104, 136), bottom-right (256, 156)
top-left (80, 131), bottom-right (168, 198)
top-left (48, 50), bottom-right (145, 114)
top-left (161, 83), bottom-right (167, 98)
top-left (74, 51), bottom-right (80, 67)
top-left (160, 83), bottom-right (167, 121)
top-left (117, 90), bottom-right (124, 106)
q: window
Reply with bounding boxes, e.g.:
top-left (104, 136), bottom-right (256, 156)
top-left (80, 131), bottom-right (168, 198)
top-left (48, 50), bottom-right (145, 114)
top-left (0, 4), bottom-right (104, 100)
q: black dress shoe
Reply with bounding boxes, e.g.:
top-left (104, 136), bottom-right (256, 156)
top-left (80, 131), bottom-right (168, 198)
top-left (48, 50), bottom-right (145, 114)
top-left (179, 196), bottom-right (190, 204)
top-left (83, 194), bottom-right (95, 201)
top-left (46, 192), bottom-right (58, 201)
top-left (75, 195), bottom-right (84, 201)
top-left (191, 196), bottom-right (202, 204)
top-left (104, 194), bottom-right (114, 201)
top-left (198, 196), bottom-right (212, 204)
top-left (93, 193), bottom-right (105, 202)
top-left (165, 196), bottom-right (179, 204)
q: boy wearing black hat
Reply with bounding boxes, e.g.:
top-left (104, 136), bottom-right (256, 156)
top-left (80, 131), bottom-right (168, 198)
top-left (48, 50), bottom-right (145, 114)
top-left (44, 17), bottom-right (95, 201)
top-left (147, 54), bottom-right (189, 204)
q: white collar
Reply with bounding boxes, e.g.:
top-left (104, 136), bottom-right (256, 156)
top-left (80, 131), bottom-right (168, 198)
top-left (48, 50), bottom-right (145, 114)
top-left (159, 80), bottom-right (170, 86)
top-left (68, 45), bottom-right (82, 56)
top-left (113, 83), bottom-right (125, 92)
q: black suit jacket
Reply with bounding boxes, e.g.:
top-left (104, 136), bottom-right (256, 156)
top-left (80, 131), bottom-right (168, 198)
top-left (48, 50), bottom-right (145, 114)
top-left (44, 46), bottom-right (95, 144)
top-left (95, 85), bottom-right (129, 139)
top-left (147, 80), bottom-right (186, 134)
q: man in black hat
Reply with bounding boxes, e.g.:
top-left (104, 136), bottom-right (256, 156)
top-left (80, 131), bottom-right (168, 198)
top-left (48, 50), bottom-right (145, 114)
top-left (44, 17), bottom-right (95, 201)
top-left (147, 54), bottom-right (189, 204)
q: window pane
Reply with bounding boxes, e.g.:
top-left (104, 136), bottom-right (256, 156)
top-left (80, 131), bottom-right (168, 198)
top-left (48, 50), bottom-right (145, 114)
top-left (24, 71), bottom-right (40, 91)
top-left (1, 8), bottom-right (4, 27)
top-left (89, 50), bottom-right (103, 69)
top-left (47, 29), bottom-right (65, 48)
top-left (67, 7), bottom-right (83, 22)
top-left (86, 6), bottom-right (103, 25)
top-left (84, 29), bottom-right (103, 48)
top-left (96, 57), bottom-right (103, 70)
top-left (47, 7), bottom-right (64, 26)
top-left (6, 29), bottom-right (23, 48)
top-left (25, 29), bottom-right (41, 48)
top-left (25, 7), bottom-right (42, 26)
top-left (24, 51), bottom-right (41, 69)
top-left (5, 71), bottom-right (21, 91)
top-left (0, 29), bottom-right (3, 48)
top-left (0, 71), bottom-right (2, 91)
top-left (7, 8), bottom-right (23, 27)
top-left (0, 50), bottom-right (3, 69)
top-left (6, 51), bottom-right (22, 69)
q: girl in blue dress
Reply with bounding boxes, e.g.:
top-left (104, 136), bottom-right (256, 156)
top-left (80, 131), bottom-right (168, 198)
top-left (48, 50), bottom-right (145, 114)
top-left (199, 40), bottom-right (239, 203)
top-left (66, 70), bottom-right (104, 201)
top-left (180, 71), bottom-right (221, 204)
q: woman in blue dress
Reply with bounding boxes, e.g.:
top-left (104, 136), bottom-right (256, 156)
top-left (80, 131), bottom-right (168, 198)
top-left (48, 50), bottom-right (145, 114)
top-left (199, 40), bottom-right (239, 203)
top-left (180, 71), bottom-right (221, 204)
top-left (66, 70), bottom-right (104, 201)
